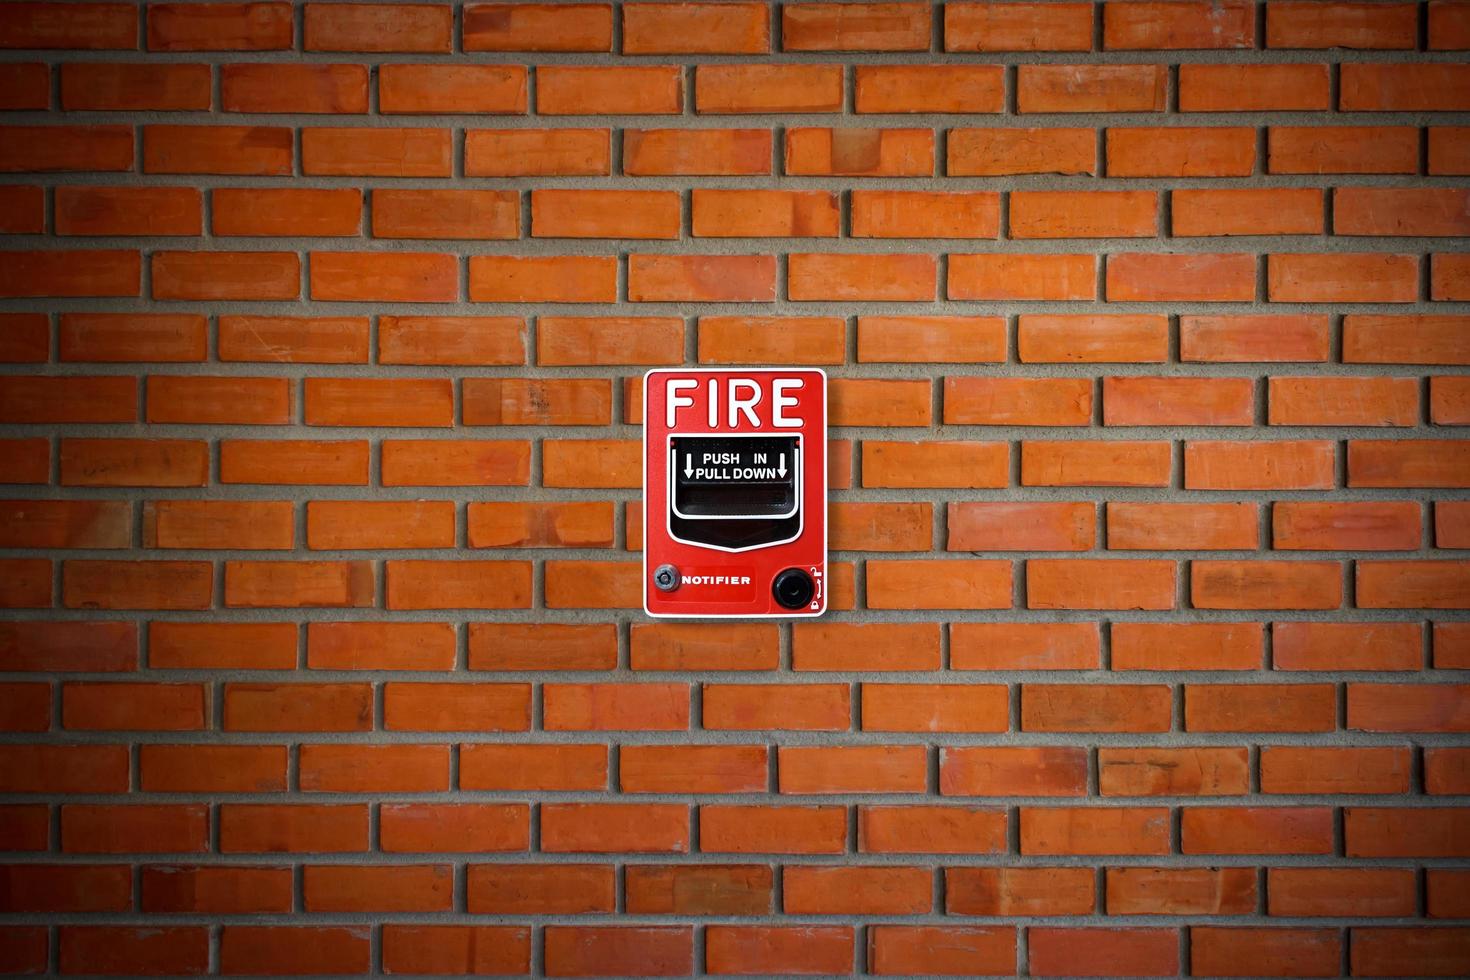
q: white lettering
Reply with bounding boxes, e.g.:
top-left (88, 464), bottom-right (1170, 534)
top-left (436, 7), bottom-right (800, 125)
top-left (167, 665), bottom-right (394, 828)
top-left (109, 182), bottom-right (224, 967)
top-left (666, 379), bottom-right (696, 429)
top-left (680, 575), bottom-right (752, 586)
top-left (729, 378), bottom-right (760, 427)
top-left (772, 378), bottom-right (802, 428)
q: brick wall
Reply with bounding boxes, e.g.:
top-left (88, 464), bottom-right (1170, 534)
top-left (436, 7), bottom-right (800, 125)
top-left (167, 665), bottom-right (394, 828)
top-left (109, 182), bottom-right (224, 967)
top-left (1, 0), bottom-right (1469, 976)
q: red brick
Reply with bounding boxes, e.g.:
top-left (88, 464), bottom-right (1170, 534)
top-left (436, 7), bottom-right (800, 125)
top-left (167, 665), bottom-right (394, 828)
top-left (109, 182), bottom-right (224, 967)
top-left (0, 249), bottom-right (139, 297)
top-left (213, 187), bottom-right (360, 238)
top-left (379, 63), bottom-right (525, 114)
top-left (460, 744), bottom-right (607, 792)
top-left (152, 250), bottom-right (297, 301)
top-left (1261, 746), bottom-right (1412, 793)
top-left (1270, 125), bottom-right (1418, 173)
top-left (144, 124), bottom-right (290, 175)
top-left (1108, 867), bottom-right (1257, 916)
top-left (950, 254), bottom-right (1097, 300)
top-left (868, 926), bottom-right (1014, 975)
top-left (1108, 127), bottom-right (1255, 177)
top-left (1358, 560), bottom-right (1470, 607)
top-left (1020, 65), bottom-right (1165, 113)
top-left (61, 62), bottom-right (209, 111)
top-left (224, 559), bottom-right (375, 608)
top-left (784, 866), bottom-right (929, 917)
top-left (0, 439), bottom-right (47, 484)
top-left (1350, 440), bottom-right (1470, 488)
top-left (1191, 927), bottom-right (1342, 979)
top-left (1268, 1), bottom-right (1418, 48)
top-left (867, 558), bottom-right (1011, 609)
top-left (1347, 807), bottom-right (1470, 856)
top-left (147, 3), bottom-right (291, 51)
top-left (3, 2), bottom-right (138, 49)
top-left (852, 190), bottom-right (999, 239)
top-left (221, 63), bottom-right (367, 113)
top-left (1023, 440), bottom-right (1172, 488)
top-left (141, 744), bottom-right (286, 793)
top-left (1182, 807), bottom-right (1334, 855)
top-left (1100, 747), bottom-right (1250, 796)
top-left (1434, 378), bottom-right (1470, 425)
top-left (1031, 929), bottom-right (1179, 977)
top-left (863, 683), bottom-right (1007, 733)
top-left (59, 926), bottom-right (209, 977)
top-left (219, 926), bottom-right (370, 975)
top-left (221, 439), bottom-right (367, 486)
top-left (625, 128), bottom-right (770, 176)
top-left (0, 124), bottom-right (132, 172)
top-left (1013, 189), bottom-right (1157, 237)
top-left (949, 127), bottom-right (1096, 175)
top-left (855, 64), bottom-right (1003, 113)
top-left (381, 925), bottom-right (530, 976)
top-left (1337, 187), bottom-right (1470, 237)
top-left (691, 188), bottom-right (838, 238)
top-left (779, 744), bottom-right (926, 793)
top-left (463, 3), bottom-right (613, 51)
top-left (628, 865), bottom-right (768, 916)
top-left (1020, 314), bottom-right (1167, 362)
top-left (218, 315), bottom-right (368, 363)
top-left (61, 803), bottom-right (207, 853)
top-left (1430, 127), bottom-right (1470, 174)
top-left (303, 4), bottom-right (450, 52)
top-left (1185, 440), bottom-right (1335, 490)
top-left (1108, 253), bottom-right (1256, 302)
top-left (1174, 188), bottom-right (1324, 237)
top-left (466, 128), bottom-right (609, 177)
top-left (945, 2), bottom-right (1093, 51)
top-left (1022, 684), bottom-right (1172, 733)
top-left (1269, 867), bottom-right (1415, 917)
top-left (303, 864), bottom-right (452, 912)
top-left (1180, 63), bottom-right (1330, 111)
top-left (1349, 683), bottom-right (1470, 732)
top-left (307, 501), bottom-right (453, 552)
top-left (467, 623), bottom-right (614, 672)
top-left (1021, 808), bottom-right (1171, 856)
top-left (302, 127), bottom-right (450, 177)
top-left (860, 805), bottom-right (1007, 854)
top-left (1351, 927), bottom-right (1470, 976)
top-left (786, 127), bottom-right (934, 177)
top-left (542, 803), bottom-right (688, 853)
top-left (467, 864), bottom-right (613, 914)
top-left (538, 65), bottom-right (682, 115)
top-left (382, 682), bottom-right (530, 732)
top-left (141, 865), bottom-right (292, 914)
top-left (620, 745), bottom-right (766, 795)
top-left (944, 376), bottom-right (1089, 426)
top-left (1186, 683), bottom-right (1337, 732)
top-left (1110, 1), bottom-right (1254, 46)
top-left (1028, 558), bottom-right (1176, 610)
top-left (0, 744), bottom-right (128, 793)
top-left (624, 2), bottom-right (768, 53)
top-left (700, 804), bottom-right (845, 854)
top-left (150, 622), bottom-right (294, 671)
top-left (941, 746), bottom-right (1086, 796)
top-left (948, 866), bottom-right (1094, 915)
top-left (0, 863), bottom-right (131, 912)
top-left (222, 683), bottom-right (370, 733)
top-left (951, 622), bottom-right (1100, 671)
top-left (545, 926), bottom-right (694, 977)
top-left (1273, 621), bottom-right (1423, 671)
top-left (783, 3), bottom-right (929, 51)
top-left (0, 188), bottom-right (43, 235)
top-left (696, 64), bottom-right (843, 113)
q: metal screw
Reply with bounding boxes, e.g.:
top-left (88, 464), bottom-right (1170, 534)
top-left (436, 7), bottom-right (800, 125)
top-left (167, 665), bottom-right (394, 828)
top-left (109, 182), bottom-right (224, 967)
top-left (653, 564), bottom-right (680, 592)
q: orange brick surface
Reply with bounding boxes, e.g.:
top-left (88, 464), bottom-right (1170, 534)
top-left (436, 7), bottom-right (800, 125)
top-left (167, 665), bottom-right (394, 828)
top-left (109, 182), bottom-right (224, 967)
top-left (0, 1), bottom-right (1466, 975)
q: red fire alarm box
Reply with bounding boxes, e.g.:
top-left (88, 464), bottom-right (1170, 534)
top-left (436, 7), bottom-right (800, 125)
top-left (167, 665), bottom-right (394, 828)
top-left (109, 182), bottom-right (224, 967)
top-left (643, 368), bottom-right (827, 619)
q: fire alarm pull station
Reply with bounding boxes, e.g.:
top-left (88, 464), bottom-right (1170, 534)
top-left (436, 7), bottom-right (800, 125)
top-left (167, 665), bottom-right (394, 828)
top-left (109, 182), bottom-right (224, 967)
top-left (643, 368), bottom-right (827, 619)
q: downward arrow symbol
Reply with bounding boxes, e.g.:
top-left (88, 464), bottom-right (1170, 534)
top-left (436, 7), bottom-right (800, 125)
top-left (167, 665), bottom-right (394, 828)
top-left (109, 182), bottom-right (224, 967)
top-left (684, 454), bottom-right (694, 478)
top-left (777, 453), bottom-right (787, 478)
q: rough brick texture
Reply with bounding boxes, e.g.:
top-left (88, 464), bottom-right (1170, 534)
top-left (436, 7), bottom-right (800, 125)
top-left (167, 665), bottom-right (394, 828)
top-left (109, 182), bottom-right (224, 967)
top-left (1, 1), bottom-right (1468, 977)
